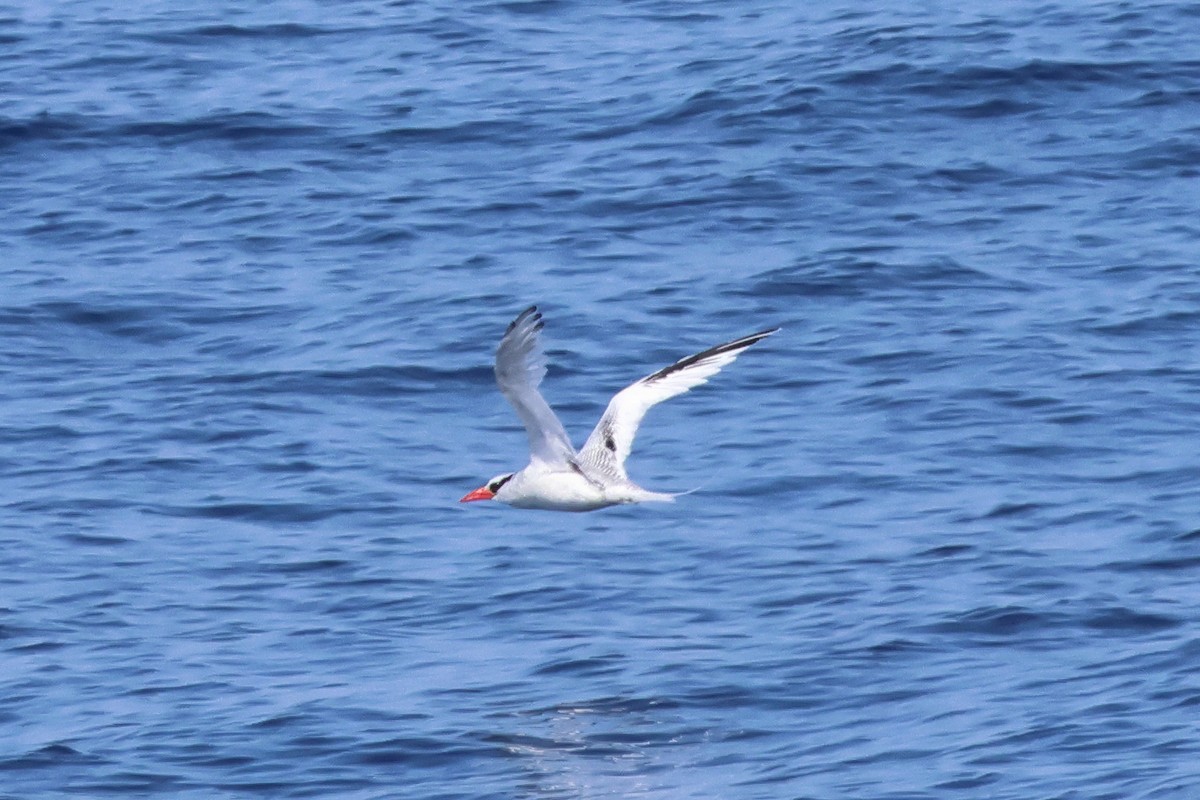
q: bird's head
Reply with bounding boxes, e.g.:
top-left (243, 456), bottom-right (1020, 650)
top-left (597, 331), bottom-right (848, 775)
top-left (460, 472), bottom-right (515, 503)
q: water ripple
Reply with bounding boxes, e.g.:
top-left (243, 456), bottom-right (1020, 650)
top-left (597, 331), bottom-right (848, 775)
top-left (2, 2), bottom-right (1199, 799)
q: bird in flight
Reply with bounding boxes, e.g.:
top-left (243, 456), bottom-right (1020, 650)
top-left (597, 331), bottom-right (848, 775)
top-left (461, 306), bottom-right (778, 512)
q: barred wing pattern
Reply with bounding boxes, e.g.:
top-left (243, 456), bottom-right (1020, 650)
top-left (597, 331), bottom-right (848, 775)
top-left (578, 328), bottom-right (779, 480)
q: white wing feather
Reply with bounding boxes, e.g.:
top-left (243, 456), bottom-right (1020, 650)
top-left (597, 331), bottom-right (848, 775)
top-left (494, 306), bottom-right (576, 466)
top-left (579, 328), bottom-right (778, 479)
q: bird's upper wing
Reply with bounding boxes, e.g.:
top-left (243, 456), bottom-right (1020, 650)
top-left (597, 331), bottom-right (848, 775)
top-left (579, 327), bottom-right (778, 480)
top-left (494, 306), bottom-right (575, 466)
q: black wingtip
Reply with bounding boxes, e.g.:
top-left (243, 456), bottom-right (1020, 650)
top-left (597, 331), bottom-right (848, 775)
top-left (740, 327), bottom-right (780, 344)
top-left (702, 327), bottom-right (779, 354)
top-left (506, 305), bottom-right (541, 334)
top-left (642, 326), bottom-right (779, 383)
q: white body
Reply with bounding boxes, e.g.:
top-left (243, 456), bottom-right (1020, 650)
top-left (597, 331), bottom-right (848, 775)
top-left (500, 464), bottom-right (674, 512)
top-left (462, 306), bottom-right (777, 512)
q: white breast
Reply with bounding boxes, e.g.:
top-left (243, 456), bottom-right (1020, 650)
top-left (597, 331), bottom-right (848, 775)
top-left (501, 468), bottom-right (614, 512)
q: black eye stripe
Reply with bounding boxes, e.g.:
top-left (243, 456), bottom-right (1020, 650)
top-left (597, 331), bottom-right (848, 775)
top-left (490, 474), bottom-right (514, 492)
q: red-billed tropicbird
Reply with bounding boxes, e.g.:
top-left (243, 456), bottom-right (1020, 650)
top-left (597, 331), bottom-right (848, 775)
top-left (460, 306), bottom-right (777, 512)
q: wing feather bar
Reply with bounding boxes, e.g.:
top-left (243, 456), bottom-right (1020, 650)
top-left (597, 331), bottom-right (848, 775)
top-left (580, 327), bottom-right (778, 478)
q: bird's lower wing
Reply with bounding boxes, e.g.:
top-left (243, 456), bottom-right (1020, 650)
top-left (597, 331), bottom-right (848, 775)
top-left (578, 327), bottom-right (778, 478)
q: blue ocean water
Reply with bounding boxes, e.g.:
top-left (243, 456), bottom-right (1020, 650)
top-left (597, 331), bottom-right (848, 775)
top-left (3, 1), bottom-right (1200, 797)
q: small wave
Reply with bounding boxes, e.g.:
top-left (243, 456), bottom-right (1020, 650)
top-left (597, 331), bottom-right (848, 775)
top-left (532, 654), bottom-right (624, 678)
top-left (146, 502), bottom-right (340, 523)
top-left (197, 364), bottom-right (494, 397)
top-left (118, 112), bottom-right (327, 147)
top-left (0, 111), bottom-right (327, 152)
top-left (929, 605), bottom-right (1064, 638)
top-left (1083, 607), bottom-right (1181, 633)
top-left (0, 112), bottom-right (92, 149)
top-left (347, 736), bottom-right (499, 768)
top-left (740, 255), bottom-right (1024, 299)
top-left (140, 22), bottom-right (349, 44)
top-left (0, 743), bottom-right (103, 771)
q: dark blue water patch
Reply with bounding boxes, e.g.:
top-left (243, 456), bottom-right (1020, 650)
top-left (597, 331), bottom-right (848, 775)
top-left (914, 544), bottom-right (975, 559)
top-left (642, 88), bottom-right (741, 128)
top-left (754, 588), bottom-right (853, 612)
top-left (940, 59), bottom-right (1163, 91)
top-left (19, 214), bottom-right (111, 245)
top-left (58, 532), bottom-right (130, 547)
top-left (194, 364), bottom-right (493, 398)
top-left (485, 585), bottom-right (605, 618)
top-left (928, 605), bottom-right (1066, 639)
top-left (346, 736), bottom-right (502, 768)
top-left (0, 424), bottom-right (83, 444)
top-left (923, 162), bottom-right (1013, 191)
top-left (315, 225), bottom-right (419, 247)
top-left (119, 113), bottom-right (329, 148)
top-left (2, 296), bottom-right (294, 352)
top-left (941, 98), bottom-right (1047, 119)
top-left (69, 771), bottom-right (186, 794)
top-left (0, 112), bottom-right (92, 149)
top-left (265, 558), bottom-right (354, 575)
top-left (861, 638), bottom-right (937, 657)
top-left (574, 176), bottom-right (797, 223)
top-left (33, 299), bottom-right (192, 343)
top-left (257, 460), bottom-right (321, 474)
top-left (674, 682), bottom-right (831, 714)
top-left (125, 680), bottom-right (232, 698)
top-left (145, 501), bottom-right (343, 524)
top-left (85, 456), bottom-right (208, 476)
top-left (980, 502), bottom-right (1043, 519)
top-left (496, 0), bottom-right (574, 17)
top-left (0, 618), bottom-right (35, 641)
top-left (158, 22), bottom-right (347, 41)
top-left (1082, 607), bottom-right (1182, 634)
top-left (1106, 555), bottom-right (1200, 573)
top-left (830, 57), bottom-right (1200, 102)
top-left (1124, 87), bottom-right (1200, 107)
top-left (1088, 309), bottom-right (1200, 338)
top-left (373, 119), bottom-right (535, 147)
top-left (0, 743), bottom-right (106, 772)
top-left (8, 497), bottom-right (137, 518)
top-left (0, 111), bottom-right (329, 153)
top-left (8, 639), bottom-right (67, 654)
top-left (531, 653), bottom-right (625, 678)
top-left (935, 772), bottom-right (1002, 791)
top-left (740, 255), bottom-right (1028, 299)
top-left (147, 426), bottom-right (274, 446)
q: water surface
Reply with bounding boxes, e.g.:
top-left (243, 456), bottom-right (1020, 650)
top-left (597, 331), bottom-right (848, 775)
top-left (3, 2), bottom-right (1200, 798)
